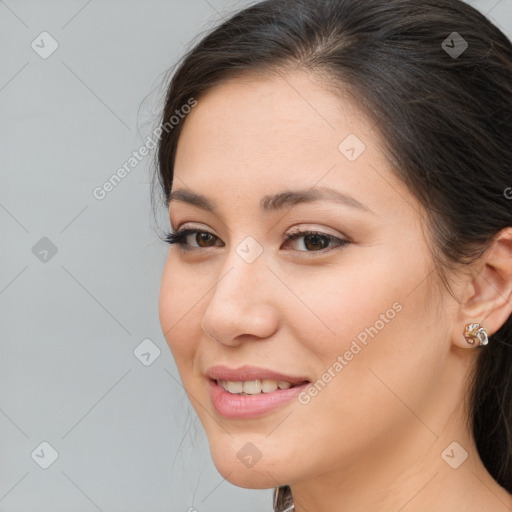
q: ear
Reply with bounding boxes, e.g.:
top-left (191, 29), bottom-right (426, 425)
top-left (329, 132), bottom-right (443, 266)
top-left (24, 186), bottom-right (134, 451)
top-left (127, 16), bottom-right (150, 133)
top-left (452, 227), bottom-right (512, 349)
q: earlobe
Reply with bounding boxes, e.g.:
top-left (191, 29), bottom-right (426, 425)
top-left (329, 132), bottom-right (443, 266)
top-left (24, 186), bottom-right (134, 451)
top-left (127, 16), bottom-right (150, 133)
top-left (453, 227), bottom-right (512, 349)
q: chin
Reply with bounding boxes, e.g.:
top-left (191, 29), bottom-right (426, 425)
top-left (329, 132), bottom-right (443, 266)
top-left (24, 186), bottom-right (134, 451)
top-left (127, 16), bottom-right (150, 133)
top-left (217, 464), bottom-right (282, 490)
top-left (209, 446), bottom-right (289, 489)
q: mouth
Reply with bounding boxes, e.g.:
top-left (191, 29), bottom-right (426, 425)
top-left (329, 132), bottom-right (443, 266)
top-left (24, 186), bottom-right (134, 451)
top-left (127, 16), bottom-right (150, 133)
top-left (208, 378), bottom-right (311, 419)
top-left (211, 378), bottom-right (310, 395)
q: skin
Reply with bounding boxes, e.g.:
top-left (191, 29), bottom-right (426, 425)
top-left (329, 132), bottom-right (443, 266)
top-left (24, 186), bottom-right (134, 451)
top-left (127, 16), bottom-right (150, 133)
top-left (158, 69), bottom-right (512, 512)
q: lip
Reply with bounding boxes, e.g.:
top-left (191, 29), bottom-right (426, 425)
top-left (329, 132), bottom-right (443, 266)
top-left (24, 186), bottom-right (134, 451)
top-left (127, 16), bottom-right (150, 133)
top-left (206, 364), bottom-right (310, 385)
top-left (205, 365), bottom-right (311, 419)
top-left (208, 379), bottom-right (310, 419)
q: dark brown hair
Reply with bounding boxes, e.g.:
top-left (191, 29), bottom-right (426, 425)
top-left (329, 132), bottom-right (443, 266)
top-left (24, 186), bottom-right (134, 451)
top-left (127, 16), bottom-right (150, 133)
top-left (153, 0), bottom-right (512, 509)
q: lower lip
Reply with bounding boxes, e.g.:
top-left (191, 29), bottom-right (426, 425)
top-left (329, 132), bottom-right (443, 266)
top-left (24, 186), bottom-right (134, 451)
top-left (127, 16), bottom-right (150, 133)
top-left (208, 379), bottom-right (310, 419)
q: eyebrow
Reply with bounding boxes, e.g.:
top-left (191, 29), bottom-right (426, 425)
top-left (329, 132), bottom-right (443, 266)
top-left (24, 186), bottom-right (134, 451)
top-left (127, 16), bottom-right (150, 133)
top-left (168, 186), bottom-right (375, 215)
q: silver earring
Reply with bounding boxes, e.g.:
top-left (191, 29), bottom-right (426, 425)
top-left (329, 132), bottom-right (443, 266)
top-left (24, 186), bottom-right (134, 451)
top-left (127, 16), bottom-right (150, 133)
top-left (463, 322), bottom-right (489, 346)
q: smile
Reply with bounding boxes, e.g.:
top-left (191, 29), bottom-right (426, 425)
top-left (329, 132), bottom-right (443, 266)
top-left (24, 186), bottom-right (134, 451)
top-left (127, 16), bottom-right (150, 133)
top-left (217, 378), bottom-right (302, 394)
top-left (209, 378), bottom-right (310, 419)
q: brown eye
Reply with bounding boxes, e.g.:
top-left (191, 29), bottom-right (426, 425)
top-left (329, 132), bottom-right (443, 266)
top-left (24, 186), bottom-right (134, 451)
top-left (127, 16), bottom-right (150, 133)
top-left (196, 232), bottom-right (217, 247)
top-left (283, 230), bottom-right (350, 253)
top-left (303, 234), bottom-right (330, 251)
top-left (164, 229), bottom-right (223, 250)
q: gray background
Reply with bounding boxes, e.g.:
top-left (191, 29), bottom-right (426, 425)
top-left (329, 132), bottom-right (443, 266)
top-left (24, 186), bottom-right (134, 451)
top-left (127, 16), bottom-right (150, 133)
top-left (1, 1), bottom-right (511, 511)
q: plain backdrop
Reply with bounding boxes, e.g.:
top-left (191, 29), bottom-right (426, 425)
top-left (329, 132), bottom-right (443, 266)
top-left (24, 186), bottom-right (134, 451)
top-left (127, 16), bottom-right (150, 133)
top-left (1, 1), bottom-right (511, 511)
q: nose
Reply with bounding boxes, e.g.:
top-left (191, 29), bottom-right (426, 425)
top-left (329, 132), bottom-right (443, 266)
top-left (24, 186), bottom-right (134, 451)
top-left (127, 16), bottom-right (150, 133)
top-left (201, 248), bottom-right (280, 346)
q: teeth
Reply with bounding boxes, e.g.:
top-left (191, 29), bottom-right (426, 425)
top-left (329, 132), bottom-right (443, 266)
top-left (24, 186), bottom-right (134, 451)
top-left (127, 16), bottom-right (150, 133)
top-left (261, 379), bottom-right (278, 393)
top-left (242, 380), bottom-right (261, 394)
top-left (225, 380), bottom-right (243, 394)
top-left (218, 379), bottom-right (296, 394)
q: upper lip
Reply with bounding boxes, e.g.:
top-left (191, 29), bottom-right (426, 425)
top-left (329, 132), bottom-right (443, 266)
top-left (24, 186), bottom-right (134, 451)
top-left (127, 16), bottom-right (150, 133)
top-left (206, 365), bottom-right (310, 384)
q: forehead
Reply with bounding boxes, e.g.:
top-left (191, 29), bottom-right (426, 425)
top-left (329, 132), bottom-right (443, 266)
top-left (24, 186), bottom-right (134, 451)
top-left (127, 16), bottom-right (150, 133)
top-left (175, 70), bottom-right (368, 166)
top-left (172, 70), bottom-right (417, 222)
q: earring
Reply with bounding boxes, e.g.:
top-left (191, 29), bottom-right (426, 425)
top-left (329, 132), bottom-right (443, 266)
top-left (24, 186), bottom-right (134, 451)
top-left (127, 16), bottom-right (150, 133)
top-left (463, 322), bottom-right (489, 346)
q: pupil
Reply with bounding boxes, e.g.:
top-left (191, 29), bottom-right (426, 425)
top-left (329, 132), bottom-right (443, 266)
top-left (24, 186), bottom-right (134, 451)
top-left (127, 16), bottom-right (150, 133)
top-left (305, 234), bottom-right (327, 251)
top-left (197, 232), bottom-right (213, 247)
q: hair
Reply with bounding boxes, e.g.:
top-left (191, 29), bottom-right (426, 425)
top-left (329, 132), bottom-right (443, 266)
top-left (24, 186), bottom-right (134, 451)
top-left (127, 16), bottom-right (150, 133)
top-left (153, 0), bottom-right (512, 509)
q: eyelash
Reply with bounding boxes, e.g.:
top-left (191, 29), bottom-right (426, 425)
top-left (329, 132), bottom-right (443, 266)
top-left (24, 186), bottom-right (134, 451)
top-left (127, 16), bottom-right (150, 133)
top-left (163, 228), bottom-right (350, 254)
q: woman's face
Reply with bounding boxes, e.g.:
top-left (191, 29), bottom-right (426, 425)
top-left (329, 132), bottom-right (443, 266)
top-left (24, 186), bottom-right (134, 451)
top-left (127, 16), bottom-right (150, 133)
top-left (159, 70), bottom-right (457, 489)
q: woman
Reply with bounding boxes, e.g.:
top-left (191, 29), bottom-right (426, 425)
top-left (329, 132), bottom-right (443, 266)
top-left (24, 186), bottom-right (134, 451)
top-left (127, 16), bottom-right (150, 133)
top-left (155, 0), bottom-right (512, 510)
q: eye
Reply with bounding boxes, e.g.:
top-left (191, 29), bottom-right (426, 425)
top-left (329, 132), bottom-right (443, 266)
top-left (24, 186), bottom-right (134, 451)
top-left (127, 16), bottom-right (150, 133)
top-left (164, 229), bottom-right (223, 250)
top-left (283, 229), bottom-right (350, 252)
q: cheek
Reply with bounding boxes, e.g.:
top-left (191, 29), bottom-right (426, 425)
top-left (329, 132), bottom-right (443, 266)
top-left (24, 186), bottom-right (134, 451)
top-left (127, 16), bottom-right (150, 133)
top-left (283, 250), bottom-right (410, 358)
top-left (158, 258), bottom-right (203, 366)
top-left (287, 248), bottom-right (440, 420)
